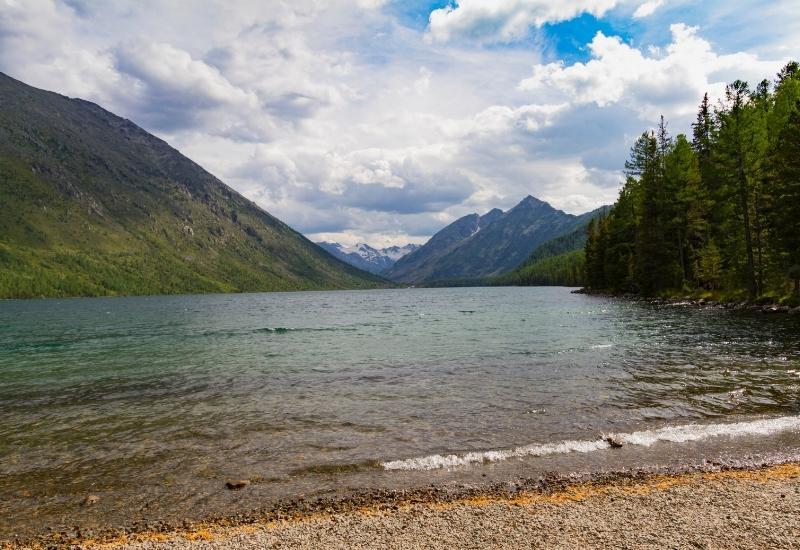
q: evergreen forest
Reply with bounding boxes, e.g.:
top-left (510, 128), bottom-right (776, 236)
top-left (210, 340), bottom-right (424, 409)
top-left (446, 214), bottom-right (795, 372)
top-left (585, 62), bottom-right (800, 303)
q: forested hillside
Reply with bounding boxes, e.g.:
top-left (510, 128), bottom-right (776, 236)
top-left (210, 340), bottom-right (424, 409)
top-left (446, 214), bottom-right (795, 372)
top-left (0, 73), bottom-right (385, 298)
top-left (495, 217), bottom-right (600, 286)
top-left (387, 197), bottom-right (599, 283)
top-left (585, 62), bottom-right (800, 303)
top-left (498, 249), bottom-right (584, 287)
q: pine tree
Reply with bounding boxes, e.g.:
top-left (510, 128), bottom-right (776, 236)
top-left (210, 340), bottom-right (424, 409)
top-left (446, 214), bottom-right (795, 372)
top-left (582, 60), bottom-right (799, 301)
top-left (692, 93), bottom-right (715, 185)
top-left (714, 80), bottom-right (760, 298)
top-left (603, 181), bottom-right (638, 291)
top-left (696, 241), bottom-right (723, 289)
top-left (665, 134), bottom-right (702, 285)
top-left (585, 219), bottom-right (602, 289)
top-left (771, 102), bottom-right (800, 292)
top-left (631, 128), bottom-right (675, 294)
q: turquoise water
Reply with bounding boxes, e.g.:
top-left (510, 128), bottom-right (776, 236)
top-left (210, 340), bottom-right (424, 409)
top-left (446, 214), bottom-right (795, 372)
top-left (1, 287), bottom-right (799, 536)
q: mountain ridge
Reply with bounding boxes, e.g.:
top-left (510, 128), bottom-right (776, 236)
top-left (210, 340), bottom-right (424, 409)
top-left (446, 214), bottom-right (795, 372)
top-left (494, 205), bottom-right (611, 286)
top-left (386, 208), bottom-right (503, 282)
top-left (0, 72), bottom-right (385, 298)
top-left (385, 196), bottom-right (604, 283)
top-left (316, 241), bottom-right (419, 274)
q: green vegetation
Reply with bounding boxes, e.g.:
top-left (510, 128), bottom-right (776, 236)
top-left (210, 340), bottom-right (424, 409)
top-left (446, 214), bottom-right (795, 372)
top-left (387, 197), bottom-right (605, 284)
top-left (585, 61), bottom-right (800, 303)
top-left (497, 249), bottom-right (584, 287)
top-left (0, 73), bottom-right (385, 299)
top-left (496, 224), bottom-right (591, 286)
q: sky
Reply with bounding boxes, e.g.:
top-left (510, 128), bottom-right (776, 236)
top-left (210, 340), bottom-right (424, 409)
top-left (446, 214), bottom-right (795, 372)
top-left (1, 1), bottom-right (798, 247)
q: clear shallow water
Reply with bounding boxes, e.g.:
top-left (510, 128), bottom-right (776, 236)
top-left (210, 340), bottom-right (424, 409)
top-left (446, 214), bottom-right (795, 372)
top-left (1, 287), bottom-right (799, 537)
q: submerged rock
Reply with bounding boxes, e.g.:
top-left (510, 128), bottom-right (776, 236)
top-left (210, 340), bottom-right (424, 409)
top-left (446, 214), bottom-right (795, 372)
top-left (603, 435), bottom-right (624, 448)
top-left (225, 480), bottom-right (251, 490)
top-left (82, 495), bottom-right (100, 506)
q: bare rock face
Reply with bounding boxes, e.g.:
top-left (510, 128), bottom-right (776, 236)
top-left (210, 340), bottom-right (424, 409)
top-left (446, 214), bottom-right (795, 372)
top-left (386, 199), bottom-right (605, 284)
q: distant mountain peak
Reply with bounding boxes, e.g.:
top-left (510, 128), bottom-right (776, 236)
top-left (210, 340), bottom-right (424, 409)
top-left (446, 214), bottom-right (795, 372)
top-left (517, 195), bottom-right (549, 208)
top-left (385, 194), bottom-right (598, 283)
top-left (481, 208), bottom-right (504, 224)
top-left (316, 241), bottom-right (419, 274)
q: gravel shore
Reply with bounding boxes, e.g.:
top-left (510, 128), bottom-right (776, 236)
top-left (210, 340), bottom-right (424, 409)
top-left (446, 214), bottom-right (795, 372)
top-left (105, 463), bottom-right (800, 550)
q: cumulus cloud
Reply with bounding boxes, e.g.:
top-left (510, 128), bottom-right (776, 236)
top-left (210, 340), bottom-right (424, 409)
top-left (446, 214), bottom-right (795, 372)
top-left (427, 0), bottom-right (621, 43)
top-left (112, 41), bottom-right (266, 133)
top-left (633, 0), bottom-right (664, 18)
top-left (0, 1), bottom-right (795, 246)
top-left (519, 24), bottom-right (785, 120)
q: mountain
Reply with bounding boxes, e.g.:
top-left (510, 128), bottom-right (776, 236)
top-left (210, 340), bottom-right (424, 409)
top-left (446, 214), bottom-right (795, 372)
top-left (385, 209), bottom-right (502, 282)
top-left (316, 242), bottom-right (419, 274)
top-left (385, 197), bottom-right (603, 283)
top-left (494, 206), bottom-right (610, 286)
top-left (0, 72), bottom-right (385, 298)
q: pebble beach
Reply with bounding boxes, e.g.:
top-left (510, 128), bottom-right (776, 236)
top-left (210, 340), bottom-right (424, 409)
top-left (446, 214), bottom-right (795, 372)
top-left (18, 462), bottom-right (794, 550)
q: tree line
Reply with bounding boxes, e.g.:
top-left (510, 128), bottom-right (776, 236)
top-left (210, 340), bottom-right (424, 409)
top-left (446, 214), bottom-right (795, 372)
top-left (496, 225), bottom-right (589, 287)
top-left (585, 61), bottom-right (800, 301)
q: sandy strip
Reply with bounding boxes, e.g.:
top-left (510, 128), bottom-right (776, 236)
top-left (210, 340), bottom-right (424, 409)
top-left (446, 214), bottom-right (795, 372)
top-left (44, 463), bottom-right (793, 550)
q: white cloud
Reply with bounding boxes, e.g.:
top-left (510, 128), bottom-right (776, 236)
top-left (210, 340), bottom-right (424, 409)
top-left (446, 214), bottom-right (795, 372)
top-left (519, 24), bottom-right (786, 120)
top-left (633, 0), bottom-right (664, 18)
top-left (427, 0), bottom-right (620, 43)
top-left (0, 1), bottom-right (796, 247)
top-left (355, 0), bottom-right (387, 8)
top-left (115, 42), bottom-right (255, 108)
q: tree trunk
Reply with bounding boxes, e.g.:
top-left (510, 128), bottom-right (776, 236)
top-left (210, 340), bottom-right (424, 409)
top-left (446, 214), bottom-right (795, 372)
top-left (737, 142), bottom-right (757, 299)
top-left (677, 229), bottom-right (686, 287)
top-left (753, 185), bottom-right (764, 296)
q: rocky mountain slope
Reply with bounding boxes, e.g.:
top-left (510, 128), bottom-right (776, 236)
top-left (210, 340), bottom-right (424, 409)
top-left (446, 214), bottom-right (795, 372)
top-left (385, 209), bottom-right (502, 282)
top-left (0, 72), bottom-right (384, 298)
top-left (494, 206), bottom-right (610, 286)
top-left (386, 196), bottom-right (602, 283)
top-left (316, 242), bottom-right (419, 274)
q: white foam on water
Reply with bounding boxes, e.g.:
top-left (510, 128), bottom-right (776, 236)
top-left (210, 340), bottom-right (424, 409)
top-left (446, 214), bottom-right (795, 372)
top-left (381, 415), bottom-right (800, 471)
top-left (382, 439), bottom-right (609, 471)
top-left (619, 415), bottom-right (800, 446)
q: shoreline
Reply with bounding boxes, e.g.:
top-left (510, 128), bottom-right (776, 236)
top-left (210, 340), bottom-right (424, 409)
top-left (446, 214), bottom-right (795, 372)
top-left (6, 458), bottom-right (800, 549)
top-left (574, 288), bottom-right (800, 315)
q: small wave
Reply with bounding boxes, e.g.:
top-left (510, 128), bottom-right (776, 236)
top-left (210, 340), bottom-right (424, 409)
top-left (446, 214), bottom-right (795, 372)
top-left (591, 344), bottom-right (614, 349)
top-left (254, 326), bottom-right (358, 334)
top-left (383, 440), bottom-right (607, 471)
top-left (381, 415), bottom-right (800, 471)
top-left (619, 415), bottom-right (800, 446)
top-left (258, 327), bottom-right (292, 334)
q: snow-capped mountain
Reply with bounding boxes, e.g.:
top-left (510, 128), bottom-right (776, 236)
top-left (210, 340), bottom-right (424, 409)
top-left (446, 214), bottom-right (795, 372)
top-left (317, 242), bottom-right (420, 274)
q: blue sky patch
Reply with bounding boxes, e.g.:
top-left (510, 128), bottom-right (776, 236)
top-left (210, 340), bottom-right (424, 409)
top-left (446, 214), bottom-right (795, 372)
top-left (542, 14), bottom-right (635, 64)
top-left (388, 0), bottom-right (451, 31)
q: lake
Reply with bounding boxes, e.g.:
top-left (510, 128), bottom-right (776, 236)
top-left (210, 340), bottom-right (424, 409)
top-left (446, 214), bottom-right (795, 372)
top-left (1, 287), bottom-right (799, 538)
